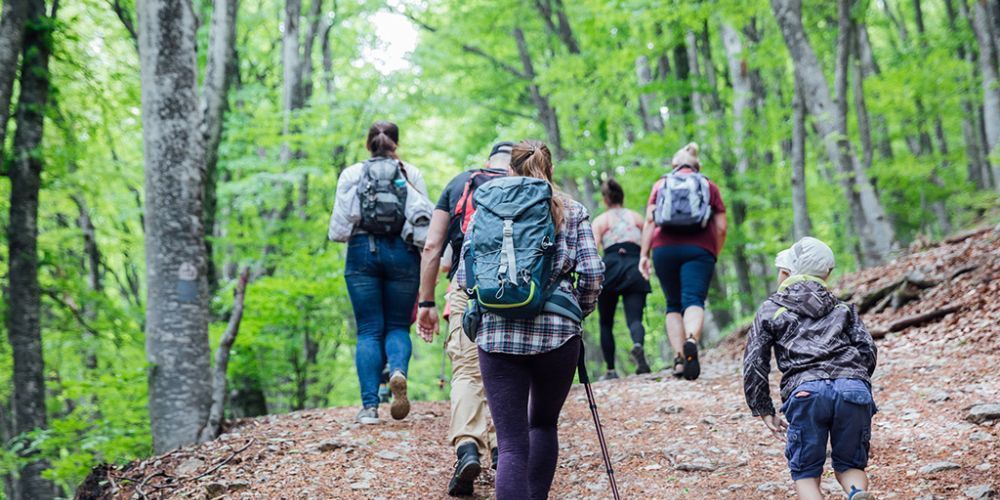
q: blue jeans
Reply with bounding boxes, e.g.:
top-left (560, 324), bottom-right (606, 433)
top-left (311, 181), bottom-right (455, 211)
top-left (345, 234), bottom-right (419, 409)
top-left (780, 378), bottom-right (877, 481)
top-left (651, 244), bottom-right (716, 313)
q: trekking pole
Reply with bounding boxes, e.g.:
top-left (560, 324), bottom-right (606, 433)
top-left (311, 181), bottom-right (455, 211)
top-left (577, 346), bottom-right (621, 500)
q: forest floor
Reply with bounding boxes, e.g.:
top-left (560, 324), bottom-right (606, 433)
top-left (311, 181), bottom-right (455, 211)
top-left (83, 227), bottom-right (1000, 500)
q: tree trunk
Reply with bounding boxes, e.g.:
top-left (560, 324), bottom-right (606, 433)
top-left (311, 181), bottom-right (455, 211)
top-left (851, 31), bottom-right (875, 171)
top-left (6, 0), bottom-right (56, 497)
top-left (301, 0), bottom-right (322, 104)
top-left (687, 24), bottom-right (754, 307)
top-left (670, 41), bottom-right (693, 119)
top-left (772, 0), bottom-right (895, 266)
top-left (137, 0), bottom-right (212, 453)
top-left (281, 0), bottom-right (303, 163)
top-left (201, 0), bottom-right (238, 294)
top-left (0, 0), bottom-right (29, 155)
top-left (970, 0), bottom-right (1000, 190)
top-left (635, 55), bottom-right (664, 133)
top-left (856, 25), bottom-right (894, 160)
top-left (791, 77), bottom-right (813, 240)
top-left (534, 0), bottom-right (580, 54)
top-left (513, 27), bottom-right (565, 160)
top-left (911, 0), bottom-right (952, 232)
top-left (946, 0), bottom-right (990, 189)
top-left (685, 30), bottom-right (706, 133)
top-left (721, 23), bottom-right (750, 176)
top-left (708, 267), bottom-right (733, 330)
top-left (321, 16), bottom-right (334, 95)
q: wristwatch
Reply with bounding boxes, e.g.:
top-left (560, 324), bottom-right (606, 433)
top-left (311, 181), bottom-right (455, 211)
top-left (418, 301), bottom-right (436, 309)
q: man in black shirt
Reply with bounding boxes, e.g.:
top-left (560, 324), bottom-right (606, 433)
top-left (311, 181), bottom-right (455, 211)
top-left (416, 142), bottom-right (511, 496)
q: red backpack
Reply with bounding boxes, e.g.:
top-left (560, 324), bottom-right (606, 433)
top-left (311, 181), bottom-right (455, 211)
top-left (446, 169), bottom-right (506, 274)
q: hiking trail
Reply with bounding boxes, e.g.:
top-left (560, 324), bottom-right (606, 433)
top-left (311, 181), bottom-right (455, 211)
top-left (80, 228), bottom-right (1000, 499)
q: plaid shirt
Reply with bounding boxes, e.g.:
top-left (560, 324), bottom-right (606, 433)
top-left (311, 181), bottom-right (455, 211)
top-left (457, 197), bottom-right (604, 355)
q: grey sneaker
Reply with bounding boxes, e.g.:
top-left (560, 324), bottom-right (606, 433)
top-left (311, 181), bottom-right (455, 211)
top-left (599, 370), bottom-right (620, 381)
top-left (356, 407), bottom-right (379, 425)
top-left (389, 370), bottom-right (410, 420)
top-left (672, 354), bottom-right (684, 378)
top-left (848, 486), bottom-right (876, 500)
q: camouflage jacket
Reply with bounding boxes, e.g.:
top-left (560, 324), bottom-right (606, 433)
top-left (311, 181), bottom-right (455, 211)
top-left (742, 275), bottom-right (878, 416)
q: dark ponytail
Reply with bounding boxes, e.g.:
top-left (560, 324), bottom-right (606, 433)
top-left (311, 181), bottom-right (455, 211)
top-left (366, 121), bottom-right (400, 159)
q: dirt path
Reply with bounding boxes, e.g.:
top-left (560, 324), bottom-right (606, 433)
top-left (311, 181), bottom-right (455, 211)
top-left (90, 229), bottom-right (999, 499)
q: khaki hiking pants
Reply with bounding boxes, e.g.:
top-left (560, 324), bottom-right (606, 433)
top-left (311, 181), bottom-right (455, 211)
top-left (446, 285), bottom-right (496, 457)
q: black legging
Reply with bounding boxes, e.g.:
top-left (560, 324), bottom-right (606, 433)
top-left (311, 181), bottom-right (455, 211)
top-left (597, 291), bottom-right (647, 370)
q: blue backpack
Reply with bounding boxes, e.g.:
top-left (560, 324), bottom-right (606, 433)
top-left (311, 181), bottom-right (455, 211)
top-left (465, 177), bottom-right (579, 321)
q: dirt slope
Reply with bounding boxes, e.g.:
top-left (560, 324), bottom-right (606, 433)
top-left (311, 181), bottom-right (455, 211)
top-left (82, 228), bottom-right (1000, 499)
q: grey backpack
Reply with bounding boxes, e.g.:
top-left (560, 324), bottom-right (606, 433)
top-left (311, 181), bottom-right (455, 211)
top-left (358, 158), bottom-right (408, 235)
top-left (653, 171), bottom-right (712, 233)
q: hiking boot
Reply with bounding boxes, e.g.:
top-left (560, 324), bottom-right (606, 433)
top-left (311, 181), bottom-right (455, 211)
top-left (599, 370), bottom-right (620, 381)
top-left (356, 406), bottom-right (379, 425)
top-left (683, 338), bottom-right (700, 380)
top-left (388, 370), bottom-right (410, 420)
top-left (672, 354), bottom-right (684, 378)
top-left (630, 344), bottom-right (651, 375)
top-left (447, 442), bottom-right (481, 497)
top-left (491, 447), bottom-right (498, 471)
top-left (848, 486), bottom-right (876, 500)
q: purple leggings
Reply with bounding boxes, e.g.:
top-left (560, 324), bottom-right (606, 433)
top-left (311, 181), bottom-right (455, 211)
top-left (478, 337), bottom-right (581, 500)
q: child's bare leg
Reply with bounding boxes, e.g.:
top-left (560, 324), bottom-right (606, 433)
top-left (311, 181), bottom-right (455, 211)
top-left (666, 312), bottom-right (685, 353)
top-left (793, 477), bottom-right (823, 500)
top-left (835, 468), bottom-right (869, 494)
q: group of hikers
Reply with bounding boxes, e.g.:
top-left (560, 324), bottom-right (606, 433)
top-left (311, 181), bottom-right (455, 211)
top-left (328, 121), bottom-right (879, 500)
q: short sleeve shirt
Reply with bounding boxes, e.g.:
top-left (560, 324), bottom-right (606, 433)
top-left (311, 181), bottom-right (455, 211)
top-left (647, 173), bottom-right (727, 257)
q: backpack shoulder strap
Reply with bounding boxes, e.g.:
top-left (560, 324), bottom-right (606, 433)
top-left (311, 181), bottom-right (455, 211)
top-left (454, 171), bottom-right (481, 215)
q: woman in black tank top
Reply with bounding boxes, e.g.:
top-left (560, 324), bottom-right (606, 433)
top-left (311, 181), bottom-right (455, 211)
top-left (590, 179), bottom-right (652, 380)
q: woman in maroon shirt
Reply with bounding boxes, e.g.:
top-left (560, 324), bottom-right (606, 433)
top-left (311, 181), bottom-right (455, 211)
top-left (639, 143), bottom-right (727, 380)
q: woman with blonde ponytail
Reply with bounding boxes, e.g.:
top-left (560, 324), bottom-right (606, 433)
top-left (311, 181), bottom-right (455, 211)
top-left (456, 140), bottom-right (604, 499)
top-left (638, 142), bottom-right (728, 381)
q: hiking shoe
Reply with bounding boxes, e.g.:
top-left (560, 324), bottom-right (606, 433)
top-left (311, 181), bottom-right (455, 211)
top-left (848, 486), bottom-right (876, 500)
top-left (630, 344), bottom-right (651, 375)
top-left (683, 339), bottom-right (700, 380)
top-left (599, 370), bottom-right (620, 381)
top-left (491, 447), bottom-right (498, 471)
top-left (447, 442), bottom-right (481, 497)
top-left (388, 370), bottom-right (410, 420)
top-left (672, 355), bottom-right (684, 378)
top-left (356, 407), bottom-right (379, 425)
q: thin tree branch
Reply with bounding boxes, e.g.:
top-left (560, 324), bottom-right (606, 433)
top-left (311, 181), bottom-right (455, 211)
top-left (41, 289), bottom-right (101, 337)
top-left (199, 267), bottom-right (251, 442)
top-left (108, 0), bottom-right (139, 50)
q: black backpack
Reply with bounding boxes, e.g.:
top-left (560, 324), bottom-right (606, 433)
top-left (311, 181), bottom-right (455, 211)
top-left (358, 157), bottom-right (408, 235)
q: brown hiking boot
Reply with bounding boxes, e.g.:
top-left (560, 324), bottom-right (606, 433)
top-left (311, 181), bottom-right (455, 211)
top-left (388, 370), bottom-right (410, 420)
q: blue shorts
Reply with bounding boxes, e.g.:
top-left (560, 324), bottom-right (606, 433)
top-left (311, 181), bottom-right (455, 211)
top-left (780, 378), bottom-right (877, 481)
top-left (651, 244), bottom-right (716, 314)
